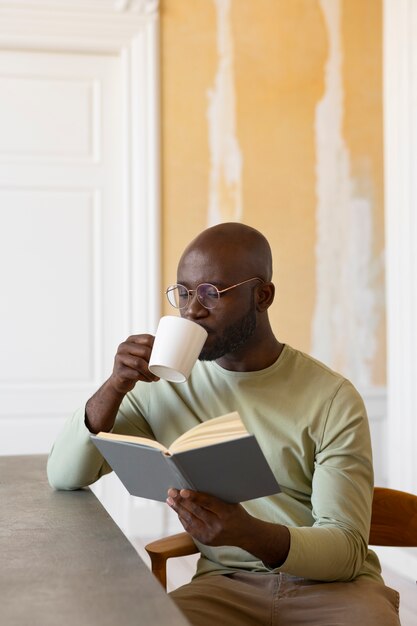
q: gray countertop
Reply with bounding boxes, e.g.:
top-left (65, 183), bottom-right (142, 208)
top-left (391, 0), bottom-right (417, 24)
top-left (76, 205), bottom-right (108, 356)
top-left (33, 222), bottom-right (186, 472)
top-left (0, 455), bottom-right (190, 625)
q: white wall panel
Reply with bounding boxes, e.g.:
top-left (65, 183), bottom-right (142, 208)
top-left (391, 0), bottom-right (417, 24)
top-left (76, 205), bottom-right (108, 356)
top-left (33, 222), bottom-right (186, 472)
top-left (0, 3), bottom-right (160, 468)
top-left (0, 0), bottom-right (164, 541)
top-left (362, 388), bottom-right (387, 488)
top-left (0, 416), bottom-right (68, 456)
top-left (382, 0), bottom-right (417, 581)
top-left (0, 75), bottom-right (97, 159)
top-left (0, 189), bottom-right (97, 383)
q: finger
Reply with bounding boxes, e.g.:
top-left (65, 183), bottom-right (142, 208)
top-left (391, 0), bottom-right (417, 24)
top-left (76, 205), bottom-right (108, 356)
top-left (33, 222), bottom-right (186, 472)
top-left (115, 337), bottom-right (159, 383)
top-left (166, 491), bottom-right (198, 515)
top-left (167, 489), bottom-right (212, 515)
top-left (125, 334), bottom-right (155, 345)
top-left (179, 490), bottom-right (225, 513)
top-left (166, 498), bottom-right (206, 534)
top-left (122, 336), bottom-right (155, 360)
top-left (117, 342), bottom-right (153, 361)
top-left (117, 335), bottom-right (155, 360)
top-left (168, 493), bottom-right (217, 527)
top-left (167, 488), bottom-right (197, 509)
top-left (116, 361), bottom-right (158, 383)
top-left (166, 496), bottom-right (193, 528)
top-left (166, 490), bottom-right (193, 513)
top-left (118, 355), bottom-right (159, 381)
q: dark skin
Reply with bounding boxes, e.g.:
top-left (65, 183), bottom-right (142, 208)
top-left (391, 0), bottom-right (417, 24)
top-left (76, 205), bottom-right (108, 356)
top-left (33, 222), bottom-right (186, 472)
top-left (85, 223), bottom-right (290, 568)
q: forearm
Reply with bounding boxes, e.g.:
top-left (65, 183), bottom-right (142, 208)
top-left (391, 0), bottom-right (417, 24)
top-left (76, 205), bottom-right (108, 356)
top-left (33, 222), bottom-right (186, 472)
top-left (48, 333), bottom-right (158, 490)
top-left (47, 406), bottom-right (110, 490)
top-left (239, 516), bottom-right (291, 568)
top-left (85, 378), bottom-right (126, 434)
top-left (280, 525), bottom-right (368, 581)
top-left (167, 489), bottom-right (290, 567)
top-left (236, 517), bottom-right (366, 581)
top-left (85, 333), bottom-right (159, 433)
top-left (233, 513), bottom-right (366, 580)
top-left (49, 384), bottom-right (154, 490)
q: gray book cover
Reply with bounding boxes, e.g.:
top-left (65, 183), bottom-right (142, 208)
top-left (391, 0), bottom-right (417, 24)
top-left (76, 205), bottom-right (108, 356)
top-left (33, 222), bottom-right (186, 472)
top-left (90, 434), bottom-right (281, 503)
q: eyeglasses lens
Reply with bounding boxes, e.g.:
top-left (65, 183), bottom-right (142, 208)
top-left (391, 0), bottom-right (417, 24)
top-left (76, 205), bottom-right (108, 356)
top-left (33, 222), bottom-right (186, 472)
top-left (167, 285), bottom-right (188, 308)
top-left (166, 284), bottom-right (220, 309)
top-left (196, 283), bottom-right (219, 309)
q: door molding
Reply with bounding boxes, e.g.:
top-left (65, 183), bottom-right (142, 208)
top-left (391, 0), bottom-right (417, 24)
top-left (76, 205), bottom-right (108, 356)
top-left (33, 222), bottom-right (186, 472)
top-left (0, 0), bottom-right (160, 354)
top-left (0, 1), bottom-right (160, 452)
top-left (0, 0), bottom-right (161, 537)
top-left (382, 0), bottom-right (417, 581)
top-left (0, 1), bottom-right (159, 53)
top-left (383, 0), bottom-right (417, 495)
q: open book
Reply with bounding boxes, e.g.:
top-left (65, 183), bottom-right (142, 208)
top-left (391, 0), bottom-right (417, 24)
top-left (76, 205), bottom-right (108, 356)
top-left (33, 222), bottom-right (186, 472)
top-left (90, 411), bottom-right (280, 503)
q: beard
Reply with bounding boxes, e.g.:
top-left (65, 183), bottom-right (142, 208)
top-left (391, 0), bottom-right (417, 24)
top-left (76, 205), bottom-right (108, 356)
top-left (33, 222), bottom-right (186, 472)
top-left (198, 300), bottom-right (257, 361)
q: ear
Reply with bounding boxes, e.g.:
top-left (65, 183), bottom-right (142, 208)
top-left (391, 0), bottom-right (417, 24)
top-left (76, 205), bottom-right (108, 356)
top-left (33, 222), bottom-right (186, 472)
top-left (255, 282), bottom-right (275, 312)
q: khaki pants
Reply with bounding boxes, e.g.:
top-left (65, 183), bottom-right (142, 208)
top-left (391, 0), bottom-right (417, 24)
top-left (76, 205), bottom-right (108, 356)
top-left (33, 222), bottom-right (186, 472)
top-left (170, 572), bottom-right (401, 626)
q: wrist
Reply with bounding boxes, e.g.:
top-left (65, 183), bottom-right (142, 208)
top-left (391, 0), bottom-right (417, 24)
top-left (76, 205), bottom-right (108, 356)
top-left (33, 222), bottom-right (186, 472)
top-left (84, 378), bottom-right (126, 434)
top-left (107, 374), bottom-right (135, 396)
top-left (240, 517), bottom-right (290, 568)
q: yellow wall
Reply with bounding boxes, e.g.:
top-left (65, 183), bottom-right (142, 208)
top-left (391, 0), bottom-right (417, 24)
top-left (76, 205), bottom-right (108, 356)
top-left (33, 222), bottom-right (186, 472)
top-left (160, 0), bottom-right (384, 388)
top-left (341, 0), bottom-right (385, 384)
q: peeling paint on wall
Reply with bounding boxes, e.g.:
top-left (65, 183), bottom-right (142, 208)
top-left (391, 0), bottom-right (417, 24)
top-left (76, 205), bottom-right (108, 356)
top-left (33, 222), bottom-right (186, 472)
top-left (207, 0), bottom-right (243, 226)
top-left (311, 0), bottom-right (380, 388)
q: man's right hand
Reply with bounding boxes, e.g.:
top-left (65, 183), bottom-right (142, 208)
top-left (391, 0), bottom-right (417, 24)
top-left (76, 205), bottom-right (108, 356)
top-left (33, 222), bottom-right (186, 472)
top-left (85, 334), bottom-right (160, 434)
top-left (109, 334), bottom-right (160, 394)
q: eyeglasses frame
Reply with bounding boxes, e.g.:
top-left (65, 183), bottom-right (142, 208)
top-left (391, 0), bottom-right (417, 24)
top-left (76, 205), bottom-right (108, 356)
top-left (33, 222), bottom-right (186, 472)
top-left (165, 277), bottom-right (264, 310)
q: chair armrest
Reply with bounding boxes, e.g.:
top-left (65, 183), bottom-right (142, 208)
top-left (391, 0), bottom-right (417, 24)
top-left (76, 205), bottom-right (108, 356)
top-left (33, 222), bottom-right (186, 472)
top-left (145, 532), bottom-right (199, 589)
top-left (370, 486), bottom-right (417, 546)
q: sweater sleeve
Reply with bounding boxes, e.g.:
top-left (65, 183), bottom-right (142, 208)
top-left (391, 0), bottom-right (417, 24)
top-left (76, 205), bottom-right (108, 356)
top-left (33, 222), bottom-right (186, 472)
top-left (47, 383), bottom-right (155, 490)
top-left (277, 380), bottom-right (374, 581)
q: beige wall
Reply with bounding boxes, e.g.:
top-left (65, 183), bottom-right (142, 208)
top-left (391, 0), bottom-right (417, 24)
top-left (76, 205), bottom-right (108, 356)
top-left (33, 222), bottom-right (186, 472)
top-left (160, 0), bottom-right (384, 388)
top-left (341, 0), bottom-right (384, 385)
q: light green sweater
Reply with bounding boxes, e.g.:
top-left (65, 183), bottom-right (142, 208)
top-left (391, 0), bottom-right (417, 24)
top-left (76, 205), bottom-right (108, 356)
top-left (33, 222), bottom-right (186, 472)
top-left (47, 344), bottom-right (382, 583)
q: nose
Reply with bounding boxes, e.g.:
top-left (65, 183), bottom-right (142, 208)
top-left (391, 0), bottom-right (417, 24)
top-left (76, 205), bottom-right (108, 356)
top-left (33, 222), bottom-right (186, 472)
top-left (183, 292), bottom-right (209, 320)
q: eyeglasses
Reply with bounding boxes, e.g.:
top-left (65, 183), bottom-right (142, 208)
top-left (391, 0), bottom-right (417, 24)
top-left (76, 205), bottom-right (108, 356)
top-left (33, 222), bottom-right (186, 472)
top-left (166, 277), bottom-right (263, 310)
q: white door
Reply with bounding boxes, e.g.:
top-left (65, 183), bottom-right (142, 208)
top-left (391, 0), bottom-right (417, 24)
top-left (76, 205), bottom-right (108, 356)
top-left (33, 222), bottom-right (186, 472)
top-left (0, 49), bottom-right (127, 454)
top-left (0, 1), bottom-right (170, 542)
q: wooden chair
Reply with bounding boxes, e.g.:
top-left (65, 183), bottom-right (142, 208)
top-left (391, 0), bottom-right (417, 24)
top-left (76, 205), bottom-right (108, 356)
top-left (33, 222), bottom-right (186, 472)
top-left (145, 487), bottom-right (417, 589)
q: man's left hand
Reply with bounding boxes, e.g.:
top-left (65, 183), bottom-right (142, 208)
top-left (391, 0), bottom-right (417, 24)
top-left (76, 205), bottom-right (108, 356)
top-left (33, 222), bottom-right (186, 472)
top-left (166, 488), bottom-right (252, 547)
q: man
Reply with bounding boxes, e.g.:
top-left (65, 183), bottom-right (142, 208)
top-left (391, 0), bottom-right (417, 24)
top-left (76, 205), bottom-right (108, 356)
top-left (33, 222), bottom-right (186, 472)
top-left (48, 223), bottom-right (400, 625)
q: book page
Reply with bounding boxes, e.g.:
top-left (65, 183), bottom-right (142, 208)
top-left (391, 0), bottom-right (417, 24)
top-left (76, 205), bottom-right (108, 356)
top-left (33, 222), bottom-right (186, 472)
top-left (95, 431), bottom-right (168, 453)
top-left (169, 411), bottom-right (249, 453)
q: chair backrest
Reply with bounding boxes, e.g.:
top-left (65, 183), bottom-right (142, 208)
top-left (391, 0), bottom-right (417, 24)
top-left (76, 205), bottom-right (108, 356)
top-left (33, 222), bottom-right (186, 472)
top-left (146, 486), bottom-right (417, 588)
top-left (369, 486), bottom-right (417, 546)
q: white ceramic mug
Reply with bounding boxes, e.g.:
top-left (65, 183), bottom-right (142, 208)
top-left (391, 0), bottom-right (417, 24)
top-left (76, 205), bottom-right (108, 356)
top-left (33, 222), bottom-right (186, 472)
top-left (148, 316), bottom-right (208, 383)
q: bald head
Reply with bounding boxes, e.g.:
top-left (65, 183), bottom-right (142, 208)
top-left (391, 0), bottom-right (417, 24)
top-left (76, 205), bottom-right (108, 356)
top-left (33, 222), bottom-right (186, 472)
top-left (176, 223), bottom-right (280, 367)
top-left (179, 223), bottom-right (273, 282)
